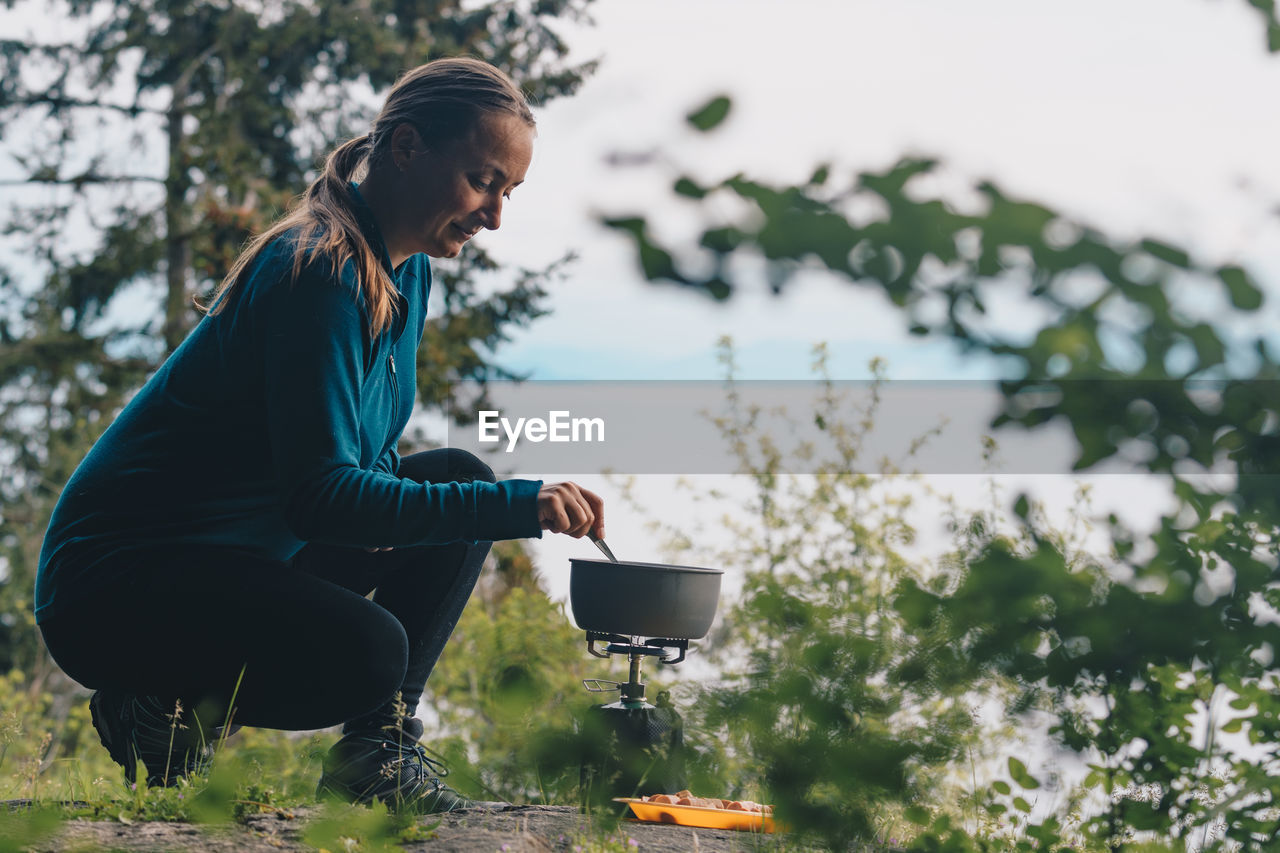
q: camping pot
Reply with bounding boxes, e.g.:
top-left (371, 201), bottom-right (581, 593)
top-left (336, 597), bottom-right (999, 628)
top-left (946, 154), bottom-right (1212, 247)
top-left (569, 558), bottom-right (723, 639)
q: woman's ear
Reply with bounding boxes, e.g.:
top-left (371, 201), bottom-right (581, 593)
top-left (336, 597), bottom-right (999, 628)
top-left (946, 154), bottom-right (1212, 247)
top-left (389, 123), bottom-right (425, 172)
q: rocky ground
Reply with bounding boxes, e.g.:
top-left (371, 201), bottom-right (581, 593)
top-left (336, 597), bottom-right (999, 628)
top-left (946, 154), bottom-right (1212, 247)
top-left (5, 802), bottom-right (823, 852)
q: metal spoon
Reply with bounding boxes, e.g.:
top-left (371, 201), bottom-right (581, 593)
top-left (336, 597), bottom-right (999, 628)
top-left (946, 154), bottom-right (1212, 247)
top-left (589, 531), bottom-right (618, 563)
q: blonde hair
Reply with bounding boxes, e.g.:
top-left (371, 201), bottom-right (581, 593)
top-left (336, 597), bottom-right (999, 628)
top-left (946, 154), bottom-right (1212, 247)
top-left (200, 57), bottom-right (534, 336)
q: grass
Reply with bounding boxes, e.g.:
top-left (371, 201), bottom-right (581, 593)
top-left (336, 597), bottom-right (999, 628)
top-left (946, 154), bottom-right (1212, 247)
top-left (0, 676), bottom-right (433, 853)
top-left (0, 667), bottom-right (331, 823)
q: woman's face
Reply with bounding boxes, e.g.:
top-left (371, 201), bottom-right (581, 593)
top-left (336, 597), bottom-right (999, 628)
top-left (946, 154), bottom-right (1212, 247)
top-left (395, 112), bottom-right (535, 259)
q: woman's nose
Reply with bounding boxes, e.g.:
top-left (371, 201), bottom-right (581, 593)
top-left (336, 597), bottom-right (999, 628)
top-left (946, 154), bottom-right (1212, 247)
top-left (481, 195), bottom-right (503, 231)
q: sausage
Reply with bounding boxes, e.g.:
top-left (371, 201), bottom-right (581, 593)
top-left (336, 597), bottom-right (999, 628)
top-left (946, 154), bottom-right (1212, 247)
top-left (645, 791), bottom-right (772, 813)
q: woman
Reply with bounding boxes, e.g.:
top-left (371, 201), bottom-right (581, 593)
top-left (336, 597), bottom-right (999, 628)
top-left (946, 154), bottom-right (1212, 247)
top-left (35, 56), bottom-right (602, 813)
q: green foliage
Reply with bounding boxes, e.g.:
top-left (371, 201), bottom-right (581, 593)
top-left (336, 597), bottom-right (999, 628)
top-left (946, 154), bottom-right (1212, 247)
top-left (0, 684), bottom-right (440, 844)
top-left (0, 661), bottom-right (331, 817)
top-left (0, 668), bottom-right (120, 802)
top-left (1239, 0), bottom-right (1280, 51)
top-left (686, 94), bottom-right (732, 132)
top-left (301, 799), bottom-right (437, 853)
top-left (892, 496), bottom-right (1280, 850)
top-left (0, 804), bottom-right (62, 853)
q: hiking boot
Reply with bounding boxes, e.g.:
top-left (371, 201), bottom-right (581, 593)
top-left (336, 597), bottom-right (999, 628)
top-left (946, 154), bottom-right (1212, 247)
top-left (90, 690), bottom-right (224, 788)
top-left (316, 721), bottom-right (502, 813)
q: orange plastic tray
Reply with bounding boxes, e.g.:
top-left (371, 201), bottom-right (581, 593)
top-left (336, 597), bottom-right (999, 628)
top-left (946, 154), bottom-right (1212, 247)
top-left (614, 798), bottom-right (776, 833)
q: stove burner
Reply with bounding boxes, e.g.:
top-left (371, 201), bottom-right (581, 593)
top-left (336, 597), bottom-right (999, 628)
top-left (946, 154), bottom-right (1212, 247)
top-left (581, 632), bottom-right (688, 704)
top-left (584, 631), bottom-right (688, 664)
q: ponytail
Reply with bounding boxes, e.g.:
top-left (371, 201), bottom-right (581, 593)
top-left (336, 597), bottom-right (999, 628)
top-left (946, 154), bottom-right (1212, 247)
top-left (198, 132), bottom-right (399, 338)
top-left (325, 134), bottom-right (372, 187)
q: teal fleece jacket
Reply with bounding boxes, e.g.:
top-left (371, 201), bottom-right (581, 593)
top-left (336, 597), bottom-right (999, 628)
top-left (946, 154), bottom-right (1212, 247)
top-left (35, 185), bottom-right (542, 622)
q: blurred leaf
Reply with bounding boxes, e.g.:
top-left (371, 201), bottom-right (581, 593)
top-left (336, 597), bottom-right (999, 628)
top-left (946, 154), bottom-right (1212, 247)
top-left (1008, 757), bottom-right (1040, 790)
top-left (673, 176), bottom-right (706, 199)
top-left (905, 805), bottom-right (931, 825)
top-left (1218, 264), bottom-right (1264, 310)
top-left (0, 806), bottom-right (62, 852)
top-left (685, 94), bottom-right (731, 131)
top-left (1140, 238), bottom-right (1191, 268)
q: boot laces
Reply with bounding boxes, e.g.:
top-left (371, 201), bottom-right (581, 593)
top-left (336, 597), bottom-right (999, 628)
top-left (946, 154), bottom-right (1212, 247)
top-left (382, 739), bottom-right (449, 783)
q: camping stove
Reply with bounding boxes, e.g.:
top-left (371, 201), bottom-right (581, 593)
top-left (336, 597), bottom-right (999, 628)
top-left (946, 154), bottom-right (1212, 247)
top-left (567, 557), bottom-right (722, 805)
top-left (578, 631), bottom-right (689, 803)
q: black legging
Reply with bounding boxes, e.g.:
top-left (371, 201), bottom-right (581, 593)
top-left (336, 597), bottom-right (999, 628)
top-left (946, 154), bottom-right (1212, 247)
top-left (39, 448), bottom-right (495, 732)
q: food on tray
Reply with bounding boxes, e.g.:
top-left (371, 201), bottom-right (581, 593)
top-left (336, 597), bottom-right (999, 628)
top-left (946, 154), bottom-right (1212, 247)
top-left (618, 793), bottom-right (778, 833)
top-left (640, 790), bottom-right (773, 814)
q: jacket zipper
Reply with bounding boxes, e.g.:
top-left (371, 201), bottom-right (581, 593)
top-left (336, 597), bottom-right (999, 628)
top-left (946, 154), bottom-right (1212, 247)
top-left (383, 287), bottom-right (409, 460)
top-left (388, 352), bottom-right (399, 428)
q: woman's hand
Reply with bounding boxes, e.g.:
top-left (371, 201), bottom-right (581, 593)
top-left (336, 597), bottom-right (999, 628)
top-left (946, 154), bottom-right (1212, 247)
top-left (537, 482), bottom-right (604, 539)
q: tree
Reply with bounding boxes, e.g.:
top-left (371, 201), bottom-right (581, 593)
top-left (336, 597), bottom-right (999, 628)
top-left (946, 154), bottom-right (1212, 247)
top-left (0, 0), bottom-right (598, 677)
